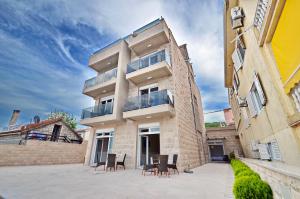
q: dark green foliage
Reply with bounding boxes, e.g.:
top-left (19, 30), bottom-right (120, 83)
top-left (229, 152), bottom-right (235, 160)
top-left (231, 159), bottom-right (273, 199)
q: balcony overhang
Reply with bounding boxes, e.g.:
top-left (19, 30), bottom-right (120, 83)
top-left (89, 49), bottom-right (119, 72)
top-left (127, 22), bottom-right (170, 56)
top-left (83, 78), bottom-right (116, 98)
top-left (126, 61), bottom-right (171, 84)
top-left (80, 114), bottom-right (117, 127)
top-left (123, 104), bottom-right (175, 121)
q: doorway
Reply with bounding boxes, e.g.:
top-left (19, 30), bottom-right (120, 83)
top-left (91, 129), bottom-right (114, 165)
top-left (100, 97), bottom-right (114, 115)
top-left (51, 124), bottom-right (62, 141)
top-left (137, 123), bottom-right (160, 168)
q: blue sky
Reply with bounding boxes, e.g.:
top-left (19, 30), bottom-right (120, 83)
top-left (0, 0), bottom-right (227, 128)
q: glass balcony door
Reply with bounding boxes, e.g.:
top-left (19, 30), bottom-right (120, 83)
top-left (100, 97), bottom-right (114, 115)
top-left (140, 86), bottom-right (158, 108)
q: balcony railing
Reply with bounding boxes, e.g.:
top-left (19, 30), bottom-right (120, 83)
top-left (123, 89), bottom-right (173, 112)
top-left (127, 49), bottom-right (170, 74)
top-left (81, 103), bottom-right (114, 119)
top-left (84, 68), bottom-right (117, 90)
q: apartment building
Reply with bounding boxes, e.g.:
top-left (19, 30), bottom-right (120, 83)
top-left (80, 18), bottom-right (207, 170)
top-left (224, 0), bottom-right (300, 166)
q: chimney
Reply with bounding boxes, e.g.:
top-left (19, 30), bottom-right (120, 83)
top-left (8, 110), bottom-right (20, 129)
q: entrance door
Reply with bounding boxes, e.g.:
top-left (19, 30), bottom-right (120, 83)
top-left (139, 134), bottom-right (160, 167)
top-left (209, 145), bottom-right (224, 161)
top-left (95, 137), bottom-right (110, 163)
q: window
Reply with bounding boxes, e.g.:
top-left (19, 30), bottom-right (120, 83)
top-left (254, 0), bottom-right (270, 31)
top-left (247, 73), bottom-right (267, 117)
top-left (233, 70), bottom-right (240, 93)
top-left (232, 37), bottom-right (246, 71)
top-left (291, 84), bottom-right (300, 112)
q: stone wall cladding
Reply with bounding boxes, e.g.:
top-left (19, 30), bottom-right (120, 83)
top-left (169, 34), bottom-right (205, 169)
top-left (0, 140), bottom-right (87, 166)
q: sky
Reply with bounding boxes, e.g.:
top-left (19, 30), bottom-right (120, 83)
top-left (0, 0), bottom-right (228, 128)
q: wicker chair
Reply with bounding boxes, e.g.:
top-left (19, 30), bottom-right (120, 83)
top-left (106, 153), bottom-right (116, 172)
top-left (167, 154), bottom-right (179, 174)
top-left (142, 154), bottom-right (159, 176)
top-left (158, 155), bottom-right (170, 177)
top-left (116, 154), bottom-right (126, 170)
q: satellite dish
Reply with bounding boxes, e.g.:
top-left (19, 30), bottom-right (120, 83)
top-left (33, 115), bottom-right (40, 124)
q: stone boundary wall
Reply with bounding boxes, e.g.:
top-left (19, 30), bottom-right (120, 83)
top-left (241, 158), bottom-right (300, 199)
top-left (0, 140), bottom-right (87, 166)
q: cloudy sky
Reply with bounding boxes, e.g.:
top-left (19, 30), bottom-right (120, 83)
top-left (0, 0), bottom-right (227, 128)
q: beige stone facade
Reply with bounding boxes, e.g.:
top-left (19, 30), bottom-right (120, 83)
top-left (81, 18), bottom-right (207, 170)
top-left (224, 0), bottom-right (300, 166)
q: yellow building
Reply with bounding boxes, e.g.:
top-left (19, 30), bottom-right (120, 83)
top-left (224, 0), bottom-right (300, 165)
top-left (224, 0), bottom-right (300, 197)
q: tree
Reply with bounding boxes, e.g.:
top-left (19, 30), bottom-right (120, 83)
top-left (48, 111), bottom-right (77, 130)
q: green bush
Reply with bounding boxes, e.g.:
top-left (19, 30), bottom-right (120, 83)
top-left (230, 160), bottom-right (273, 199)
top-left (233, 176), bottom-right (272, 199)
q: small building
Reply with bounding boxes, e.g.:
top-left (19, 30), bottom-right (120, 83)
top-left (206, 125), bottom-right (243, 161)
top-left (0, 118), bottom-right (82, 144)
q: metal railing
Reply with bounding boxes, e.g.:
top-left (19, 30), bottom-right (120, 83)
top-left (81, 103), bottom-right (114, 119)
top-left (24, 131), bottom-right (81, 143)
top-left (84, 68), bottom-right (117, 90)
top-left (123, 89), bottom-right (173, 112)
top-left (127, 49), bottom-right (170, 74)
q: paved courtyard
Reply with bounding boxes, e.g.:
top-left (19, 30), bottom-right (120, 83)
top-left (0, 163), bottom-right (234, 199)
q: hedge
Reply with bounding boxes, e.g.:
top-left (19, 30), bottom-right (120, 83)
top-left (230, 159), bottom-right (273, 199)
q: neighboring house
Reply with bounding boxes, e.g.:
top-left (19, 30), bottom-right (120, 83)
top-left (80, 18), bottom-right (207, 170)
top-left (206, 125), bottom-right (243, 161)
top-left (76, 128), bottom-right (90, 141)
top-left (224, 0), bottom-right (300, 197)
top-left (206, 108), bottom-right (243, 162)
top-left (0, 118), bottom-right (82, 144)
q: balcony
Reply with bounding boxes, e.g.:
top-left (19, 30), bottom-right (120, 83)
top-left (126, 49), bottom-right (171, 84)
top-left (123, 89), bottom-right (175, 120)
top-left (127, 19), bottom-right (170, 56)
top-left (83, 68), bottom-right (117, 98)
top-left (80, 103), bottom-right (115, 126)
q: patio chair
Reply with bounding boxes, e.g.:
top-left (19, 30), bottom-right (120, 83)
top-left (106, 153), bottom-right (116, 172)
top-left (167, 154), bottom-right (179, 174)
top-left (158, 155), bottom-right (170, 177)
top-left (93, 152), bottom-right (106, 171)
top-left (142, 154), bottom-right (159, 176)
top-left (116, 154), bottom-right (126, 170)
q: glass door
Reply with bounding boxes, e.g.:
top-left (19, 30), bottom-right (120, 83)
top-left (95, 137), bottom-right (110, 163)
top-left (139, 86), bottom-right (158, 108)
top-left (100, 97), bottom-right (114, 115)
top-left (140, 135), bottom-right (149, 166)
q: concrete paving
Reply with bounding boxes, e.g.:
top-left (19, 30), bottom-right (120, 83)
top-left (0, 163), bottom-right (234, 199)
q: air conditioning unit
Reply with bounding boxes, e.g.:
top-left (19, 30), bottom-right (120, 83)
top-left (237, 96), bottom-right (248, 107)
top-left (231, 7), bottom-right (244, 29)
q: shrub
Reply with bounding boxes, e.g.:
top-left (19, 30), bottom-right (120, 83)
top-left (233, 176), bottom-right (272, 199)
top-left (229, 152), bottom-right (235, 160)
top-left (230, 160), bottom-right (273, 199)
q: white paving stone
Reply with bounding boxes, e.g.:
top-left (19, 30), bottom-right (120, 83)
top-left (0, 163), bottom-right (234, 199)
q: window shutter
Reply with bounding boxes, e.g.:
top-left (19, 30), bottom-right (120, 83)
top-left (246, 92), bottom-right (257, 117)
top-left (258, 143), bottom-right (271, 160)
top-left (232, 49), bottom-right (242, 71)
top-left (254, 74), bottom-right (267, 105)
top-left (270, 140), bottom-right (281, 160)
